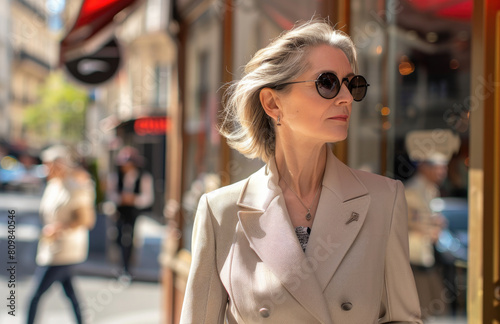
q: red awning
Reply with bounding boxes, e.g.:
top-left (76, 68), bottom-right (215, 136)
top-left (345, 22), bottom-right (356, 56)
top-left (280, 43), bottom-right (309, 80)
top-left (406, 0), bottom-right (472, 20)
top-left (60, 0), bottom-right (141, 64)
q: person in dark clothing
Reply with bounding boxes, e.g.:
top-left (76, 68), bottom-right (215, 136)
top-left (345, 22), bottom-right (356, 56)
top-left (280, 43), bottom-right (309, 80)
top-left (107, 146), bottom-right (154, 277)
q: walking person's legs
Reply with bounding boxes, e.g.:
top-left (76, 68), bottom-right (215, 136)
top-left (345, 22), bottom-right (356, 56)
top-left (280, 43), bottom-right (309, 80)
top-left (61, 267), bottom-right (83, 324)
top-left (121, 216), bottom-right (138, 274)
top-left (27, 266), bottom-right (65, 324)
top-left (116, 206), bottom-right (138, 275)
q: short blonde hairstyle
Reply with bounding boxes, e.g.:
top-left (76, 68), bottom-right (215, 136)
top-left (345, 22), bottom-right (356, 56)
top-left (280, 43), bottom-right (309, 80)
top-left (219, 19), bottom-right (358, 162)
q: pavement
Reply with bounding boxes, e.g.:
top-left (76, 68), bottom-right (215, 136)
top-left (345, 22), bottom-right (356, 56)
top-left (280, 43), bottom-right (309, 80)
top-left (0, 275), bottom-right (162, 324)
top-left (0, 190), bottom-right (165, 323)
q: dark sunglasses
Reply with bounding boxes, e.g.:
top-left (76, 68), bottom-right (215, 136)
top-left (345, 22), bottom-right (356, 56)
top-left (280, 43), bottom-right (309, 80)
top-left (276, 72), bottom-right (370, 101)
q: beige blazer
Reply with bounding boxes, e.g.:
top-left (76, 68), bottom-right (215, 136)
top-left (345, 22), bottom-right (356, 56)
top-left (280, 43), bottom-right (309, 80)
top-left (181, 148), bottom-right (422, 324)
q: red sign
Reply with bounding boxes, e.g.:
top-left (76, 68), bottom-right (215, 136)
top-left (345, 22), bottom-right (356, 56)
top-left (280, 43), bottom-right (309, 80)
top-left (134, 117), bottom-right (169, 136)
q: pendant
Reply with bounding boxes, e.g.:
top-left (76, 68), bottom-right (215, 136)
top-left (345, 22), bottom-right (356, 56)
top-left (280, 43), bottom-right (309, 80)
top-left (305, 212), bottom-right (312, 221)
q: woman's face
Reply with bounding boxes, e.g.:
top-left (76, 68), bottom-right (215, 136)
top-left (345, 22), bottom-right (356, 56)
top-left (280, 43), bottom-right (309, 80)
top-left (277, 44), bottom-right (354, 145)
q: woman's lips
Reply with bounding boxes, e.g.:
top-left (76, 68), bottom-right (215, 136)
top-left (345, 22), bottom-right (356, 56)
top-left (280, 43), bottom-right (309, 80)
top-left (328, 115), bottom-right (349, 121)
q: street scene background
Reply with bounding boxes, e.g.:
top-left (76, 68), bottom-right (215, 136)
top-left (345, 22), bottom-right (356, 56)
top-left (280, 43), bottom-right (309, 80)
top-left (0, 190), bottom-right (163, 323)
top-left (1, 0), bottom-right (497, 322)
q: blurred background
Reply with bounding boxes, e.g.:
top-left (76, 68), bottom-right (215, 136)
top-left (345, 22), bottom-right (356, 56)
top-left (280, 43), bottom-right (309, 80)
top-left (0, 0), bottom-right (499, 323)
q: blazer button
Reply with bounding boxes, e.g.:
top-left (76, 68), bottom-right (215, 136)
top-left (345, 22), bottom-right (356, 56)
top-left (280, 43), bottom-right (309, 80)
top-left (259, 307), bottom-right (270, 318)
top-left (341, 302), bottom-right (353, 311)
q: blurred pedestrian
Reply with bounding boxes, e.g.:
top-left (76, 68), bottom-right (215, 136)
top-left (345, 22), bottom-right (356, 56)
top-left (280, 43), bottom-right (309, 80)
top-left (405, 152), bottom-right (449, 318)
top-left (405, 130), bottom-right (460, 319)
top-left (181, 19), bottom-right (422, 323)
top-left (27, 145), bottom-right (96, 324)
top-left (107, 146), bottom-right (154, 278)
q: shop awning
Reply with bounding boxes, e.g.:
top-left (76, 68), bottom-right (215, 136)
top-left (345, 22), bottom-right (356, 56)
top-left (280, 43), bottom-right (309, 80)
top-left (407, 0), bottom-right (472, 20)
top-left (59, 0), bottom-right (142, 64)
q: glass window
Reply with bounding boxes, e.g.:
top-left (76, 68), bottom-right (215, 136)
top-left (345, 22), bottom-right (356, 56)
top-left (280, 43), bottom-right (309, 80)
top-left (182, 13), bottom-right (223, 251)
top-left (350, 0), bottom-right (470, 318)
top-left (154, 64), bottom-right (170, 109)
top-left (350, 0), bottom-right (470, 189)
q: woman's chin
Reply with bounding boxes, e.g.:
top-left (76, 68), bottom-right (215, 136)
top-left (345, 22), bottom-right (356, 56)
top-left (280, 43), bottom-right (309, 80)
top-left (325, 129), bottom-right (349, 143)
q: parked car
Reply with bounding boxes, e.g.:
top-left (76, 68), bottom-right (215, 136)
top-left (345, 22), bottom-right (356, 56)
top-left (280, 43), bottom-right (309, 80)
top-left (431, 197), bottom-right (468, 263)
top-left (0, 155), bottom-right (46, 192)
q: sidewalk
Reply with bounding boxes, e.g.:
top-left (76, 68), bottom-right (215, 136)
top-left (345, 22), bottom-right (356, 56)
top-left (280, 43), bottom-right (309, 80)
top-left (1, 275), bottom-right (162, 324)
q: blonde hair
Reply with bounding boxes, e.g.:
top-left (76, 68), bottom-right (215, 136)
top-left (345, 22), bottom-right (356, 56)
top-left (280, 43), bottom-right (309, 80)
top-left (219, 19), bottom-right (358, 162)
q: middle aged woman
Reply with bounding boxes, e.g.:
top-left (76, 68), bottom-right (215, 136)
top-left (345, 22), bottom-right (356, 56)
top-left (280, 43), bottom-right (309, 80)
top-left (180, 20), bottom-right (422, 324)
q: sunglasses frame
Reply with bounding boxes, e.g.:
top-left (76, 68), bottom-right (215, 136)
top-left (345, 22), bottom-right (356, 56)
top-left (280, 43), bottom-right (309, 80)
top-left (276, 72), bottom-right (370, 101)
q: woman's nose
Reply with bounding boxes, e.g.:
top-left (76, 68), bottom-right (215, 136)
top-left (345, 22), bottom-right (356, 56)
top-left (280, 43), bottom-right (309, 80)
top-left (334, 83), bottom-right (354, 106)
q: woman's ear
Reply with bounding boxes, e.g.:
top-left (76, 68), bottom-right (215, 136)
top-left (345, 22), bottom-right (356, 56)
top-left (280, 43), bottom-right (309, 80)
top-left (260, 87), bottom-right (281, 123)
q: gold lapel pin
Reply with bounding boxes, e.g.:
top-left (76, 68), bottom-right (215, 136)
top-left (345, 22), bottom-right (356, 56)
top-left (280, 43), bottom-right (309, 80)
top-left (346, 212), bottom-right (359, 225)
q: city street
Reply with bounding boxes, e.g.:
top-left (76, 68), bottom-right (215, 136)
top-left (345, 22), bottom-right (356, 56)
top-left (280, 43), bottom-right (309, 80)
top-left (0, 190), bottom-right (165, 323)
top-left (0, 275), bottom-right (162, 324)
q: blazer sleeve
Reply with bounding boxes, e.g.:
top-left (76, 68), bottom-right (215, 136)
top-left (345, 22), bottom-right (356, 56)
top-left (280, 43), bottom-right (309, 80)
top-left (379, 181), bottom-right (423, 324)
top-left (180, 194), bottom-right (228, 324)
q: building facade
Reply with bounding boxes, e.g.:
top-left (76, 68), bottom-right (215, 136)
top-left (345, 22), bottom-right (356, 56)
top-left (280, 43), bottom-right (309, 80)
top-left (0, 0), bottom-right (9, 141)
top-left (8, 0), bottom-right (59, 147)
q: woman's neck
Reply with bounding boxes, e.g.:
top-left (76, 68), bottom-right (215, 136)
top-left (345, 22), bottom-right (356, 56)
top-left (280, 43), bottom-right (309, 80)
top-left (274, 137), bottom-right (327, 197)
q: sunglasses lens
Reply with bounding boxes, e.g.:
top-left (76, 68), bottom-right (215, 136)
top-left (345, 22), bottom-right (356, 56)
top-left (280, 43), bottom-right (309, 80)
top-left (348, 76), bottom-right (368, 101)
top-left (316, 73), bottom-right (340, 99)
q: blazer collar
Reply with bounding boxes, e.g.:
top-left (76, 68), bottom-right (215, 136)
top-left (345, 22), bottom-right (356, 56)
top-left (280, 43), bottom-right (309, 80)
top-left (236, 157), bottom-right (280, 212)
top-left (237, 146), bottom-right (369, 209)
top-left (236, 146), bottom-right (370, 322)
top-left (237, 155), bottom-right (332, 323)
top-left (238, 198), bottom-right (333, 324)
top-left (321, 146), bottom-right (369, 203)
top-left (306, 148), bottom-right (371, 291)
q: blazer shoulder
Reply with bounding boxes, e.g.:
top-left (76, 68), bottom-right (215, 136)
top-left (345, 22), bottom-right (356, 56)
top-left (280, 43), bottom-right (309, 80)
top-left (206, 177), bottom-right (248, 201)
top-left (203, 176), bottom-right (250, 218)
top-left (350, 167), bottom-right (401, 194)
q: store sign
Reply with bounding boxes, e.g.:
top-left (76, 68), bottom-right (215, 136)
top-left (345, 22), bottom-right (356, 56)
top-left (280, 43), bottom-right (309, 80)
top-left (134, 117), bottom-right (169, 136)
top-left (64, 37), bottom-right (121, 85)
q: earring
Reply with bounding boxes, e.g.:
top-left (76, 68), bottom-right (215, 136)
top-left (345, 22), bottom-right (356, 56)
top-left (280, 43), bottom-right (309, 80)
top-left (277, 116), bottom-right (281, 126)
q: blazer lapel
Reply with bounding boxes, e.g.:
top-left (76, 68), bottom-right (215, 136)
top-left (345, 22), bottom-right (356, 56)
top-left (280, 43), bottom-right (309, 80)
top-left (237, 163), bottom-right (333, 324)
top-left (305, 149), bottom-right (371, 291)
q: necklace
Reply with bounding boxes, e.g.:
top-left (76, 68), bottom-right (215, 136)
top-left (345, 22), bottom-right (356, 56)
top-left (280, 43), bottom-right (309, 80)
top-left (280, 174), bottom-right (322, 221)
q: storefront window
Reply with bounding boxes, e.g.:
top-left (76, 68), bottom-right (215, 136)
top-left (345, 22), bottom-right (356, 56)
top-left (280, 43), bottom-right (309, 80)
top-left (182, 13), bottom-right (223, 251)
top-left (350, 0), bottom-right (471, 318)
top-left (350, 0), bottom-right (470, 186)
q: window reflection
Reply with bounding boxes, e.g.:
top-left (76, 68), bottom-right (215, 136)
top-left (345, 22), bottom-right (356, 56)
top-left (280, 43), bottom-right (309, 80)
top-left (351, 0), bottom-right (470, 319)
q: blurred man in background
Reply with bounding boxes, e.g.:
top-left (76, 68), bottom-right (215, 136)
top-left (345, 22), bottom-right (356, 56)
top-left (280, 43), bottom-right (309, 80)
top-left (107, 146), bottom-right (154, 279)
top-left (406, 153), bottom-right (449, 318)
top-left (405, 130), bottom-right (460, 319)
